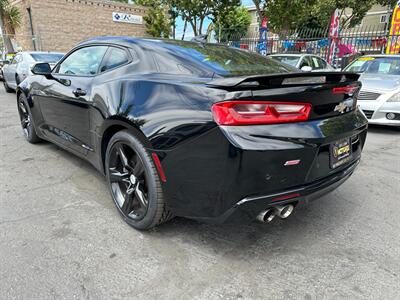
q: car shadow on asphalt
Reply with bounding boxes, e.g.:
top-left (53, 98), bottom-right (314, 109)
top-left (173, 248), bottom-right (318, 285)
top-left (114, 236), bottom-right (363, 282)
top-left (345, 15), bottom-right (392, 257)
top-left (146, 193), bottom-right (349, 256)
top-left (367, 124), bottom-right (399, 134)
top-left (35, 139), bottom-right (351, 256)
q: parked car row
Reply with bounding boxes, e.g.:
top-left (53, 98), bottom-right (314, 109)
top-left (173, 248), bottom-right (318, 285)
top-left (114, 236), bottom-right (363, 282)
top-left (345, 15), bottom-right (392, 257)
top-left (1, 51), bottom-right (64, 92)
top-left (343, 55), bottom-right (400, 127)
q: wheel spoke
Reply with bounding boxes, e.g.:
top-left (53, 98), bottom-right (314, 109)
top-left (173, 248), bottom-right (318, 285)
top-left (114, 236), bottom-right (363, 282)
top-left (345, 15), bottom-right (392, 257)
top-left (121, 191), bottom-right (134, 215)
top-left (135, 184), bottom-right (148, 208)
top-left (21, 119), bottom-right (29, 128)
top-left (109, 168), bottom-right (129, 183)
top-left (116, 144), bottom-right (132, 171)
top-left (132, 159), bottom-right (144, 177)
top-left (19, 102), bottom-right (27, 114)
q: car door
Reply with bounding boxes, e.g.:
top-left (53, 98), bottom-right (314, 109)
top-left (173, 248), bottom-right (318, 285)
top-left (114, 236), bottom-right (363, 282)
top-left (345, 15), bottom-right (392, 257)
top-left (38, 45), bottom-right (108, 155)
top-left (4, 54), bottom-right (20, 88)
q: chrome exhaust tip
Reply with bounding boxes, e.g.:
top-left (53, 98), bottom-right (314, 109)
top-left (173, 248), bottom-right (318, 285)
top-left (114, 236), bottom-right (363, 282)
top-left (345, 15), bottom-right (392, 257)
top-left (275, 204), bottom-right (295, 219)
top-left (256, 209), bottom-right (276, 223)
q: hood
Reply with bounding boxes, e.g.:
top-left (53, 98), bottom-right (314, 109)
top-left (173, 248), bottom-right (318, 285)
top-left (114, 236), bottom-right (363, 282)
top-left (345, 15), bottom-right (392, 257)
top-left (359, 73), bottom-right (400, 91)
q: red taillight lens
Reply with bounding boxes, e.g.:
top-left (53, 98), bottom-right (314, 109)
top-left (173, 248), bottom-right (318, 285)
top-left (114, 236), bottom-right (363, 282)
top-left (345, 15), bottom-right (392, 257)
top-left (332, 86), bottom-right (359, 94)
top-left (211, 101), bottom-right (312, 125)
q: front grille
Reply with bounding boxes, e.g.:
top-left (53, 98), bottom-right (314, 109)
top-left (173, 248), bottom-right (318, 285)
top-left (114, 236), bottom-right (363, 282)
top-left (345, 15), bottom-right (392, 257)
top-left (363, 110), bottom-right (374, 119)
top-left (358, 91), bottom-right (381, 101)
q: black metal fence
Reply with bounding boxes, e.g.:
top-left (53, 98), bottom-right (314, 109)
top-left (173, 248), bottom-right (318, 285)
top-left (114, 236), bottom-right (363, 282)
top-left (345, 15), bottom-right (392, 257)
top-left (213, 24), bottom-right (400, 68)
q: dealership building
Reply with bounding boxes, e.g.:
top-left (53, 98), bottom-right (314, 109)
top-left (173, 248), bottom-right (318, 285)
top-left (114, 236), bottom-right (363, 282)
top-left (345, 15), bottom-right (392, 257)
top-left (10, 0), bottom-right (148, 52)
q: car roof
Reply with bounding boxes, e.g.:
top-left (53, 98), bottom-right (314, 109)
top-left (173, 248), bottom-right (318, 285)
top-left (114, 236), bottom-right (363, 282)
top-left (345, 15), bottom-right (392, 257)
top-left (25, 51), bottom-right (64, 55)
top-left (360, 54), bottom-right (400, 58)
top-left (78, 36), bottom-right (204, 49)
top-left (270, 54), bottom-right (303, 57)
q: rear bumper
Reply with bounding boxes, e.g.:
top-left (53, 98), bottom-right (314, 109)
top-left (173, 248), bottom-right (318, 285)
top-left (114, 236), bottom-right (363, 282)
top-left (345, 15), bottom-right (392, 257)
top-left (191, 159), bottom-right (360, 224)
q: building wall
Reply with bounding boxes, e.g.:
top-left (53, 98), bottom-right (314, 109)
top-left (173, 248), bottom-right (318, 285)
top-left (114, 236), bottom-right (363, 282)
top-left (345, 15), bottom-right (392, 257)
top-left (10, 0), bottom-right (148, 52)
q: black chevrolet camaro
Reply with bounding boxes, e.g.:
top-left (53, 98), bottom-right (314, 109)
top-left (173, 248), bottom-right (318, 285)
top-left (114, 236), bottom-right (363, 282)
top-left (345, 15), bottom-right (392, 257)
top-left (17, 37), bottom-right (368, 230)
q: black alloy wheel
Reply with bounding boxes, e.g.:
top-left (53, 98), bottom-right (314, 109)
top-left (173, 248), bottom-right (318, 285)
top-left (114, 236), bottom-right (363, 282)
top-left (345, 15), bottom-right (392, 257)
top-left (105, 130), bottom-right (172, 230)
top-left (17, 94), bottom-right (41, 143)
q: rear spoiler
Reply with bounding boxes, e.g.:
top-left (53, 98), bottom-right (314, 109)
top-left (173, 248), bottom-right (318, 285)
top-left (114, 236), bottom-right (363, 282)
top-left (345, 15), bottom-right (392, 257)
top-left (207, 72), bottom-right (360, 89)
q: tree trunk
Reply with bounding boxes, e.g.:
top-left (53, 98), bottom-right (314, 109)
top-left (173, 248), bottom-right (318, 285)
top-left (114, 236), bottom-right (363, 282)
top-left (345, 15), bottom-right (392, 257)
top-left (188, 18), bottom-right (198, 36)
top-left (252, 0), bottom-right (264, 25)
top-left (0, 14), bottom-right (15, 54)
top-left (181, 19), bottom-right (187, 40)
top-left (199, 17), bottom-right (204, 35)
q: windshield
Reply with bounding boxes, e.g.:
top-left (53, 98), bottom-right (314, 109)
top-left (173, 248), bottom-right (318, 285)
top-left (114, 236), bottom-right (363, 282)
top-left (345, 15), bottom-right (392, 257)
top-left (159, 41), bottom-right (297, 76)
top-left (30, 53), bottom-right (64, 63)
top-left (270, 56), bottom-right (301, 67)
top-left (344, 56), bottom-right (400, 75)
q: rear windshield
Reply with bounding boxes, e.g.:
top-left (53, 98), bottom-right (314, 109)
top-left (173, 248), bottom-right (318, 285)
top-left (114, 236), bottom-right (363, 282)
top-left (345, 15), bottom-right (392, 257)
top-left (270, 56), bottom-right (301, 67)
top-left (344, 56), bottom-right (400, 75)
top-left (30, 53), bottom-right (64, 63)
top-left (157, 41), bottom-right (297, 76)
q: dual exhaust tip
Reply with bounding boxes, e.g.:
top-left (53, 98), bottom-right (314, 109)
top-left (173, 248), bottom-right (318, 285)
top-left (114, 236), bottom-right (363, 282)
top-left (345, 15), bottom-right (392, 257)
top-left (256, 204), bottom-right (295, 223)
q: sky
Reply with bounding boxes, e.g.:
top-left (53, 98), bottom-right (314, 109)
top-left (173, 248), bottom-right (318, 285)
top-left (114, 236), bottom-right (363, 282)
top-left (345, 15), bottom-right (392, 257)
top-left (174, 0), bottom-right (255, 40)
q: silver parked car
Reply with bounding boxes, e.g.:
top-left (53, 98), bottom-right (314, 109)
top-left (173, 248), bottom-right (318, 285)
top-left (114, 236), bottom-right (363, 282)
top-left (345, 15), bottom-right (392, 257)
top-left (344, 55), bottom-right (400, 127)
top-left (2, 51), bottom-right (64, 92)
top-left (269, 53), bottom-right (336, 72)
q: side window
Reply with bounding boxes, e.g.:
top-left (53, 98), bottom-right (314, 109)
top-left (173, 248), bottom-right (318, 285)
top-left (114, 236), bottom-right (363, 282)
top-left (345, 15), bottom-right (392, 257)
top-left (318, 58), bottom-right (327, 69)
top-left (311, 57), bottom-right (322, 69)
top-left (57, 46), bottom-right (108, 76)
top-left (100, 47), bottom-right (130, 72)
top-left (299, 57), bottom-right (312, 68)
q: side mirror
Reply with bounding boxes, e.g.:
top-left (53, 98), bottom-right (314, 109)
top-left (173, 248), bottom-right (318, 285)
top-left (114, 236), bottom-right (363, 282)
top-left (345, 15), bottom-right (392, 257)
top-left (3, 60), bottom-right (10, 65)
top-left (31, 62), bottom-right (52, 76)
top-left (31, 62), bottom-right (70, 86)
top-left (301, 66), bottom-right (313, 72)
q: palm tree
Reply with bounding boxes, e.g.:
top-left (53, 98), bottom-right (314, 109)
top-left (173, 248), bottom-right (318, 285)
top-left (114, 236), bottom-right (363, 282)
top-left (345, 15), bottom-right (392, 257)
top-left (0, 0), bottom-right (21, 54)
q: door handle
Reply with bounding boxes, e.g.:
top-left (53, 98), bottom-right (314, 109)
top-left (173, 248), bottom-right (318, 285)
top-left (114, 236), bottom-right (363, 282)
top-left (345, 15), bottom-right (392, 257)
top-left (73, 88), bottom-right (87, 97)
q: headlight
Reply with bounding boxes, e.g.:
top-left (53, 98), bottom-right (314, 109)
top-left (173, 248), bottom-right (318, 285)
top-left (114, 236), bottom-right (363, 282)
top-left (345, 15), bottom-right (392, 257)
top-left (387, 92), bottom-right (400, 102)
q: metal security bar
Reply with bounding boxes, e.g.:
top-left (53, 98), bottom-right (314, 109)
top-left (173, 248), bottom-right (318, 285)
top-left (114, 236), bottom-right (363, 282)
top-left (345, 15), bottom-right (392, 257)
top-left (213, 24), bottom-right (400, 68)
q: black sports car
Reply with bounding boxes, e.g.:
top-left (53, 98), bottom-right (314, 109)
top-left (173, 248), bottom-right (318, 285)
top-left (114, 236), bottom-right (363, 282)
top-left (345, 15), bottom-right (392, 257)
top-left (17, 37), bottom-right (368, 230)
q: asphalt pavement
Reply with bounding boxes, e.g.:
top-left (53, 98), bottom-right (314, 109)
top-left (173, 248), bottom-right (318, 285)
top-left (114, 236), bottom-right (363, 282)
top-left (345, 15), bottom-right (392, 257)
top-left (0, 85), bottom-right (399, 299)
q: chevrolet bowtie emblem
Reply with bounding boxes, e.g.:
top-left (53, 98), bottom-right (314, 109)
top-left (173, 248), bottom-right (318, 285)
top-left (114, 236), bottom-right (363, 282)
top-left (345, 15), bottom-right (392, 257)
top-left (334, 102), bottom-right (348, 114)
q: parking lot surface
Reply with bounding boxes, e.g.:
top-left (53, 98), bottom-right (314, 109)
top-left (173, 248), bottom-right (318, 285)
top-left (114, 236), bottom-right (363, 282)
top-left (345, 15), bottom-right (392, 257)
top-left (0, 86), bottom-right (399, 299)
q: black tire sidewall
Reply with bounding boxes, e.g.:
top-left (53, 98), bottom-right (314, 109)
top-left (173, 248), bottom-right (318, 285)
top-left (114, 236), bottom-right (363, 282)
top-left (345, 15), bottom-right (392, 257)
top-left (18, 93), bottom-right (40, 143)
top-left (3, 79), bottom-right (13, 93)
top-left (105, 130), bottom-right (162, 230)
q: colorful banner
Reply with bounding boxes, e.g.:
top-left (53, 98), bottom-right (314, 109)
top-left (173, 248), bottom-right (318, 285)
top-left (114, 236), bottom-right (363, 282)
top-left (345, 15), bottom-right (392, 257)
top-left (386, 1), bottom-right (400, 54)
top-left (327, 9), bottom-right (340, 64)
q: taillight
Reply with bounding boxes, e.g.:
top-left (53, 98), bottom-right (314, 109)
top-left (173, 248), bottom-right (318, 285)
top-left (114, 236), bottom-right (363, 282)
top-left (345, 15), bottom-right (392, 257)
top-left (211, 101), bottom-right (312, 126)
top-left (332, 86), bottom-right (359, 94)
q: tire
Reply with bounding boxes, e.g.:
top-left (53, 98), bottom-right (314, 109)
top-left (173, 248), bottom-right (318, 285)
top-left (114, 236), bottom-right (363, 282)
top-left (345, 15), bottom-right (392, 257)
top-left (15, 75), bottom-right (21, 86)
top-left (105, 130), bottom-right (172, 230)
top-left (3, 78), bottom-right (14, 93)
top-left (17, 93), bottom-right (41, 143)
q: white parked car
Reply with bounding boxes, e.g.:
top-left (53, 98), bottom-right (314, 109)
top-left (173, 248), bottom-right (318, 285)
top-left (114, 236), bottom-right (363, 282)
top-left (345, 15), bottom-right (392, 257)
top-left (344, 55), bottom-right (400, 127)
top-left (2, 51), bottom-right (64, 92)
top-left (269, 53), bottom-right (336, 72)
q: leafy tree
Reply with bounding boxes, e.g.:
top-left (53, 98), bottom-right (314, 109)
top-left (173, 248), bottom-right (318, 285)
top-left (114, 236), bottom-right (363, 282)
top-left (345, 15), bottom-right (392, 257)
top-left (214, 6), bottom-right (251, 41)
top-left (169, 0), bottom-right (240, 36)
top-left (135, 0), bottom-right (171, 37)
top-left (0, 0), bottom-right (21, 53)
top-left (252, 0), bottom-right (378, 31)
